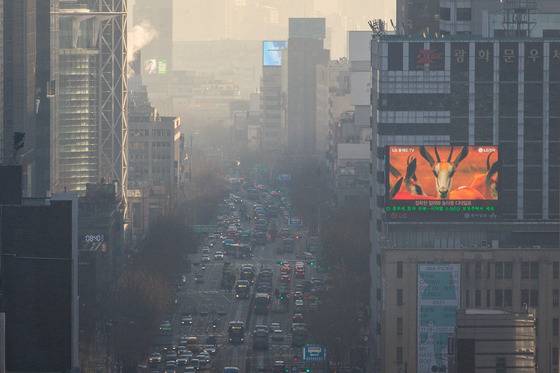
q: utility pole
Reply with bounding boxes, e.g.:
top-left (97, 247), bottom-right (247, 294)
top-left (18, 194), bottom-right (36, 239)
top-left (189, 134), bottom-right (194, 185)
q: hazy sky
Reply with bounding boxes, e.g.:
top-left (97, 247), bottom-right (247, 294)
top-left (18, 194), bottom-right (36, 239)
top-left (132, 0), bottom-right (394, 59)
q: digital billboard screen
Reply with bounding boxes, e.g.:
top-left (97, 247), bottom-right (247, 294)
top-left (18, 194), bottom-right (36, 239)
top-left (144, 59), bottom-right (168, 75)
top-left (263, 41), bottom-right (287, 66)
top-left (386, 146), bottom-right (499, 221)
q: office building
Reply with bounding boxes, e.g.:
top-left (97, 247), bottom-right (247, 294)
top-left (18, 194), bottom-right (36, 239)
top-left (0, 165), bottom-right (79, 372)
top-left (53, 0), bottom-right (128, 203)
top-left (261, 41), bottom-right (287, 154)
top-left (369, 33), bottom-right (560, 372)
top-left (383, 248), bottom-right (554, 373)
top-left (0, 0), bottom-right (3, 163)
top-left (128, 102), bottom-right (181, 236)
top-left (286, 18), bottom-right (330, 157)
top-left (2, 1), bottom-right (36, 195)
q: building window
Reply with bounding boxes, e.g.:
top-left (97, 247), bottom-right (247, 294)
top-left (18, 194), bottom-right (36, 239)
top-left (457, 8), bottom-right (472, 21)
top-left (475, 262), bottom-right (482, 279)
top-left (521, 262), bottom-right (530, 278)
top-left (504, 262), bottom-right (513, 278)
top-left (475, 290), bottom-right (481, 307)
top-left (554, 290), bottom-right (559, 307)
top-left (487, 290), bottom-right (491, 307)
top-left (465, 263), bottom-right (470, 279)
top-left (530, 262), bottom-right (539, 278)
top-left (553, 348), bottom-right (559, 365)
top-left (496, 357), bottom-right (506, 373)
top-left (530, 290), bottom-right (538, 306)
top-left (504, 290), bottom-right (513, 307)
top-left (521, 289), bottom-right (529, 306)
top-left (554, 262), bottom-right (559, 279)
top-left (440, 7), bottom-right (451, 21)
top-left (397, 261), bottom-right (403, 278)
top-left (396, 347), bottom-right (403, 364)
top-left (465, 290), bottom-right (470, 307)
top-left (495, 290), bottom-right (503, 306)
top-left (554, 318), bottom-right (559, 337)
top-left (397, 289), bottom-right (403, 306)
top-left (487, 262), bottom-right (491, 279)
top-left (495, 262), bottom-right (503, 278)
top-left (397, 318), bottom-right (403, 335)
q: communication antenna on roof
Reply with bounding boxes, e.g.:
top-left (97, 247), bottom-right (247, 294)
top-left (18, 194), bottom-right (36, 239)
top-left (390, 19), bottom-right (397, 32)
top-left (368, 19), bottom-right (387, 36)
top-left (501, 0), bottom-right (537, 37)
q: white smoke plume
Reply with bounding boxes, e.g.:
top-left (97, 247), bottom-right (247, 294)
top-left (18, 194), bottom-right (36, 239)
top-left (127, 20), bottom-right (158, 77)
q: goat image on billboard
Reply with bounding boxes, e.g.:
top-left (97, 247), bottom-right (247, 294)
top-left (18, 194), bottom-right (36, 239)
top-left (386, 146), bottom-right (500, 221)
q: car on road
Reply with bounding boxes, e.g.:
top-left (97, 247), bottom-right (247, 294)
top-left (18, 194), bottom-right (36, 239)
top-left (148, 352), bottom-right (162, 365)
top-left (159, 320), bottom-right (171, 330)
top-left (280, 274), bottom-right (291, 283)
top-left (184, 367), bottom-right (196, 373)
top-left (214, 251), bottom-right (224, 260)
top-left (165, 350), bottom-right (177, 361)
top-left (201, 254), bottom-right (211, 262)
top-left (181, 314), bottom-right (193, 325)
top-left (254, 324), bottom-right (268, 334)
top-left (293, 291), bottom-right (304, 300)
top-left (280, 263), bottom-right (292, 273)
top-left (194, 273), bottom-right (204, 284)
top-left (197, 351), bottom-right (210, 363)
top-left (204, 344), bottom-right (217, 355)
top-left (176, 355), bottom-right (189, 365)
top-left (293, 313), bottom-right (304, 322)
top-left (206, 335), bottom-right (219, 347)
top-left (271, 330), bottom-right (284, 341)
top-left (180, 336), bottom-right (189, 346)
top-left (270, 322), bottom-right (281, 332)
top-left (164, 360), bottom-right (177, 369)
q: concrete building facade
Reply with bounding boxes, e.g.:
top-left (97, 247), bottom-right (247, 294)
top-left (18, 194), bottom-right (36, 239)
top-left (369, 34), bottom-right (560, 372)
top-left (382, 248), bottom-right (555, 373)
top-left (454, 308), bottom-right (536, 373)
top-left (286, 18), bottom-right (329, 157)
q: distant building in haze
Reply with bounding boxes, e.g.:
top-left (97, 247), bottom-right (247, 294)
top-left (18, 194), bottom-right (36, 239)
top-left (286, 18), bottom-right (330, 157)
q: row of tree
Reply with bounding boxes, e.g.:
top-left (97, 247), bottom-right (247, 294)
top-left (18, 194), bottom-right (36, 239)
top-left (99, 156), bottom-right (227, 372)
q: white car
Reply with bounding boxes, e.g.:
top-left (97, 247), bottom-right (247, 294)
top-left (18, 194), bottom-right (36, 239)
top-left (271, 330), bottom-right (284, 341)
top-left (201, 254), bottom-right (211, 262)
top-left (270, 322), bottom-right (281, 332)
top-left (203, 344), bottom-right (217, 355)
top-left (214, 251), bottom-right (224, 260)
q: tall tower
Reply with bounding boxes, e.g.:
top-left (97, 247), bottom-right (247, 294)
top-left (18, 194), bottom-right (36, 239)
top-left (54, 0), bottom-right (128, 208)
top-left (286, 18), bottom-right (329, 157)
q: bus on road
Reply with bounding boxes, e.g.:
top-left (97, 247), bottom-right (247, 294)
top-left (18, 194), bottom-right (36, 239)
top-left (228, 321), bottom-right (245, 343)
top-left (292, 323), bottom-right (307, 347)
top-left (235, 280), bottom-right (250, 299)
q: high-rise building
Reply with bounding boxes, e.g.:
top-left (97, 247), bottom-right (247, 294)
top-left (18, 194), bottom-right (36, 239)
top-left (261, 40), bottom-right (287, 154)
top-left (0, 0), bottom-right (4, 162)
top-left (53, 0), bottom-right (128, 204)
top-left (0, 166), bottom-right (79, 372)
top-left (286, 18), bottom-right (329, 157)
top-left (2, 1), bottom-right (36, 195)
top-left (369, 33), bottom-right (560, 372)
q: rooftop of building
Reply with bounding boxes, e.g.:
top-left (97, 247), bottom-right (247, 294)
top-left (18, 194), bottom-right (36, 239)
top-left (378, 34), bottom-right (560, 41)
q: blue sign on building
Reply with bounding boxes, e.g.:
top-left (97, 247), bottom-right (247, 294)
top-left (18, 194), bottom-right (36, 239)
top-left (302, 345), bottom-right (326, 362)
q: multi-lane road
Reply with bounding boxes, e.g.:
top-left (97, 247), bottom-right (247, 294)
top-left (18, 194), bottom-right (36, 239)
top-left (145, 194), bottom-right (313, 373)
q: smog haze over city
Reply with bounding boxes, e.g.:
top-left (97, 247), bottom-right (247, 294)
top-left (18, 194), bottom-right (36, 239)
top-left (1, 0), bottom-right (560, 372)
